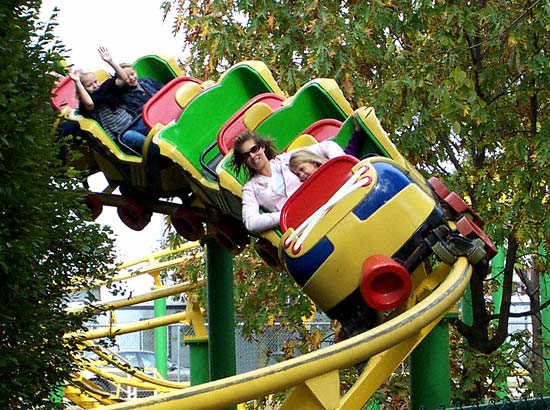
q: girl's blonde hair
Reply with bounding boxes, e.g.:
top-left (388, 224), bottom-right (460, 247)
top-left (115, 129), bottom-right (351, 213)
top-left (72, 70), bottom-right (96, 101)
top-left (78, 70), bottom-right (96, 83)
top-left (289, 149), bottom-right (328, 171)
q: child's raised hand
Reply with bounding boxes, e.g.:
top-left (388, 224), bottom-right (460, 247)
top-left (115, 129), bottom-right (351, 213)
top-left (68, 70), bottom-right (80, 82)
top-left (98, 46), bottom-right (113, 63)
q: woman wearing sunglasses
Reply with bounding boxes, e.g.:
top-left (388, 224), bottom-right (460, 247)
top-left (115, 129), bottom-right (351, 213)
top-left (231, 130), bottom-right (346, 234)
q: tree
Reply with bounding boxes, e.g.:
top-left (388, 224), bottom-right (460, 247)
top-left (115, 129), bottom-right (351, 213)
top-left (0, 2), bottom-right (116, 408)
top-left (164, 0), bottom-right (549, 357)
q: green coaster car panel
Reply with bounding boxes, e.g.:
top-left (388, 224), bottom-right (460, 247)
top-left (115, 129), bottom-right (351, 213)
top-left (254, 78), bottom-right (353, 151)
top-left (154, 61), bottom-right (283, 184)
top-left (133, 54), bottom-right (183, 83)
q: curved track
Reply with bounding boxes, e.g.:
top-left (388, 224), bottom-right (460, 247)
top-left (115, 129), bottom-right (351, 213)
top-left (53, 57), bottom-right (489, 409)
top-left (95, 258), bottom-right (471, 410)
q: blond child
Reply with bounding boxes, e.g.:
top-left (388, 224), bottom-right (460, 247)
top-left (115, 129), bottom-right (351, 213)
top-left (288, 114), bottom-right (366, 182)
top-left (288, 150), bottom-right (328, 182)
top-left (70, 47), bottom-right (151, 156)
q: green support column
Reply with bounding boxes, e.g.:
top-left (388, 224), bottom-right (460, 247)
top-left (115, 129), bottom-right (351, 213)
top-left (460, 248), bottom-right (507, 399)
top-left (49, 383), bottom-right (63, 404)
top-left (461, 286), bottom-right (473, 327)
top-left (538, 243), bottom-right (550, 393)
top-left (462, 246), bottom-right (506, 327)
top-left (491, 247), bottom-right (505, 314)
top-left (185, 336), bottom-right (210, 385)
top-left (410, 316), bottom-right (452, 410)
top-left (154, 292), bottom-right (168, 379)
top-left (461, 283), bottom-right (474, 401)
top-left (206, 239), bottom-right (237, 384)
top-left (490, 247), bottom-right (507, 398)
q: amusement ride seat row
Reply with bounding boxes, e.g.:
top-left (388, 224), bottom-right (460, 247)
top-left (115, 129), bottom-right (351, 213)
top-left (52, 54), bottom-right (496, 341)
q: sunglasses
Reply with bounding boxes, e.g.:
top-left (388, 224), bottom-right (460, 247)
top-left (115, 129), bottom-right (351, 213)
top-left (241, 144), bottom-right (261, 160)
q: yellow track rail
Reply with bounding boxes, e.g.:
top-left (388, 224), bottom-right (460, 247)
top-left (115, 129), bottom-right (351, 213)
top-left (96, 257), bottom-right (471, 410)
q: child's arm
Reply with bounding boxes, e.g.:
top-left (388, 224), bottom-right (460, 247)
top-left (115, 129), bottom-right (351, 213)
top-left (98, 46), bottom-right (128, 86)
top-left (69, 71), bottom-right (94, 111)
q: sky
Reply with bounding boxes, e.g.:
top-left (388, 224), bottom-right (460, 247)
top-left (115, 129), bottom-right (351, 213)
top-left (40, 0), bottom-right (185, 72)
top-left (39, 1), bottom-right (187, 278)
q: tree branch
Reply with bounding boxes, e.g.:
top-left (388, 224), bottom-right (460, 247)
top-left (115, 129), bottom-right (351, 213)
top-left (489, 297), bottom-right (550, 319)
top-left (453, 234), bottom-right (518, 353)
top-left (437, 129), bottom-right (462, 173)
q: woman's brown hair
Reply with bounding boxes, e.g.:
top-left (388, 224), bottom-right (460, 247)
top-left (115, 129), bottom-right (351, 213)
top-left (231, 130), bottom-right (278, 178)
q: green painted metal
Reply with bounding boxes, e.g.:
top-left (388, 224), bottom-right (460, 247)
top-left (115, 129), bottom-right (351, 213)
top-left (461, 284), bottom-right (473, 327)
top-left (490, 247), bottom-right (508, 398)
top-left (333, 115), bottom-right (389, 158)
top-left (158, 63), bottom-right (279, 178)
top-left (133, 54), bottom-right (178, 84)
top-left (185, 336), bottom-right (210, 386)
top-left (154, 296), bottom-right (168, 379)
top-left (460, 248), bottom-right (507, 399)
top-left (538, 243), bottom-right (550, 393)
top-left (206, 239), bottom-right (237, 381)
top-left (491, 247), bottom-right (505, 314)
top-left (410, 318), bottom-right (451, 410)
top-left (255, 82), bottom-right (350, 151)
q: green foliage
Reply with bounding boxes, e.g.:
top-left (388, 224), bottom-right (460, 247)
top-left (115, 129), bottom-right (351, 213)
top-left (232, 245), bottom-right (315, 338)
top-left (374, 369), bottom-right (410, 410)
top-left (164, 0), bottom-right (550, 247)
top-left (163, 0), bottom-right (550, 405)
top-left (0, 2), bottom-right (116, 408)
top-left (449, 326), bottom-right (532, 404)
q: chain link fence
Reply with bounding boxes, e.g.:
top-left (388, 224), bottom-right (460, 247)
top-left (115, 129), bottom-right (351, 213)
top-left (87, 319), bottom-right (335, 375)
top-left (438, 395), bottom-right (550, 410)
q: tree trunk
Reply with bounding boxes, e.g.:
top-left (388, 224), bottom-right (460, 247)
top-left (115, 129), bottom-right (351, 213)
top-left (454, 235), bottom-right (518, 353)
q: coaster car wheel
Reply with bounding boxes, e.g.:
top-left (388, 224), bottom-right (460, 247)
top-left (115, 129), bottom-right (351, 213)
top-left (170, 208), bottom-right (205, 241)
top-left (455, 216), bottom-right (497, 258)
top-left (117, 198), bottom-right (152, 231)
top-left (427, 177), bottom-right (484, 227)
top-left (85, 195), bottom-right (103, 220)
top-left (209, 219), bottom-right (249, 254)
top-left (254, 237), bottom-right (283, 269)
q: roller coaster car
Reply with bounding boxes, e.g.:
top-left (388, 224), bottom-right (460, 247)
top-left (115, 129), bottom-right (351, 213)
top-left (50, 55), bottom-right (203, 231)
top-left (156, 60), bottom-right (284, 185)
top-left (216, 104), bottom-right (425, 267)
top-left (278, 155), bottom-right (494, 337)
top-left (51, 70), bottom-right (111, 174)
top-left (216, 78), bottom-right (355, 220)
top-left (153, 61), bottom-right (285, 250)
